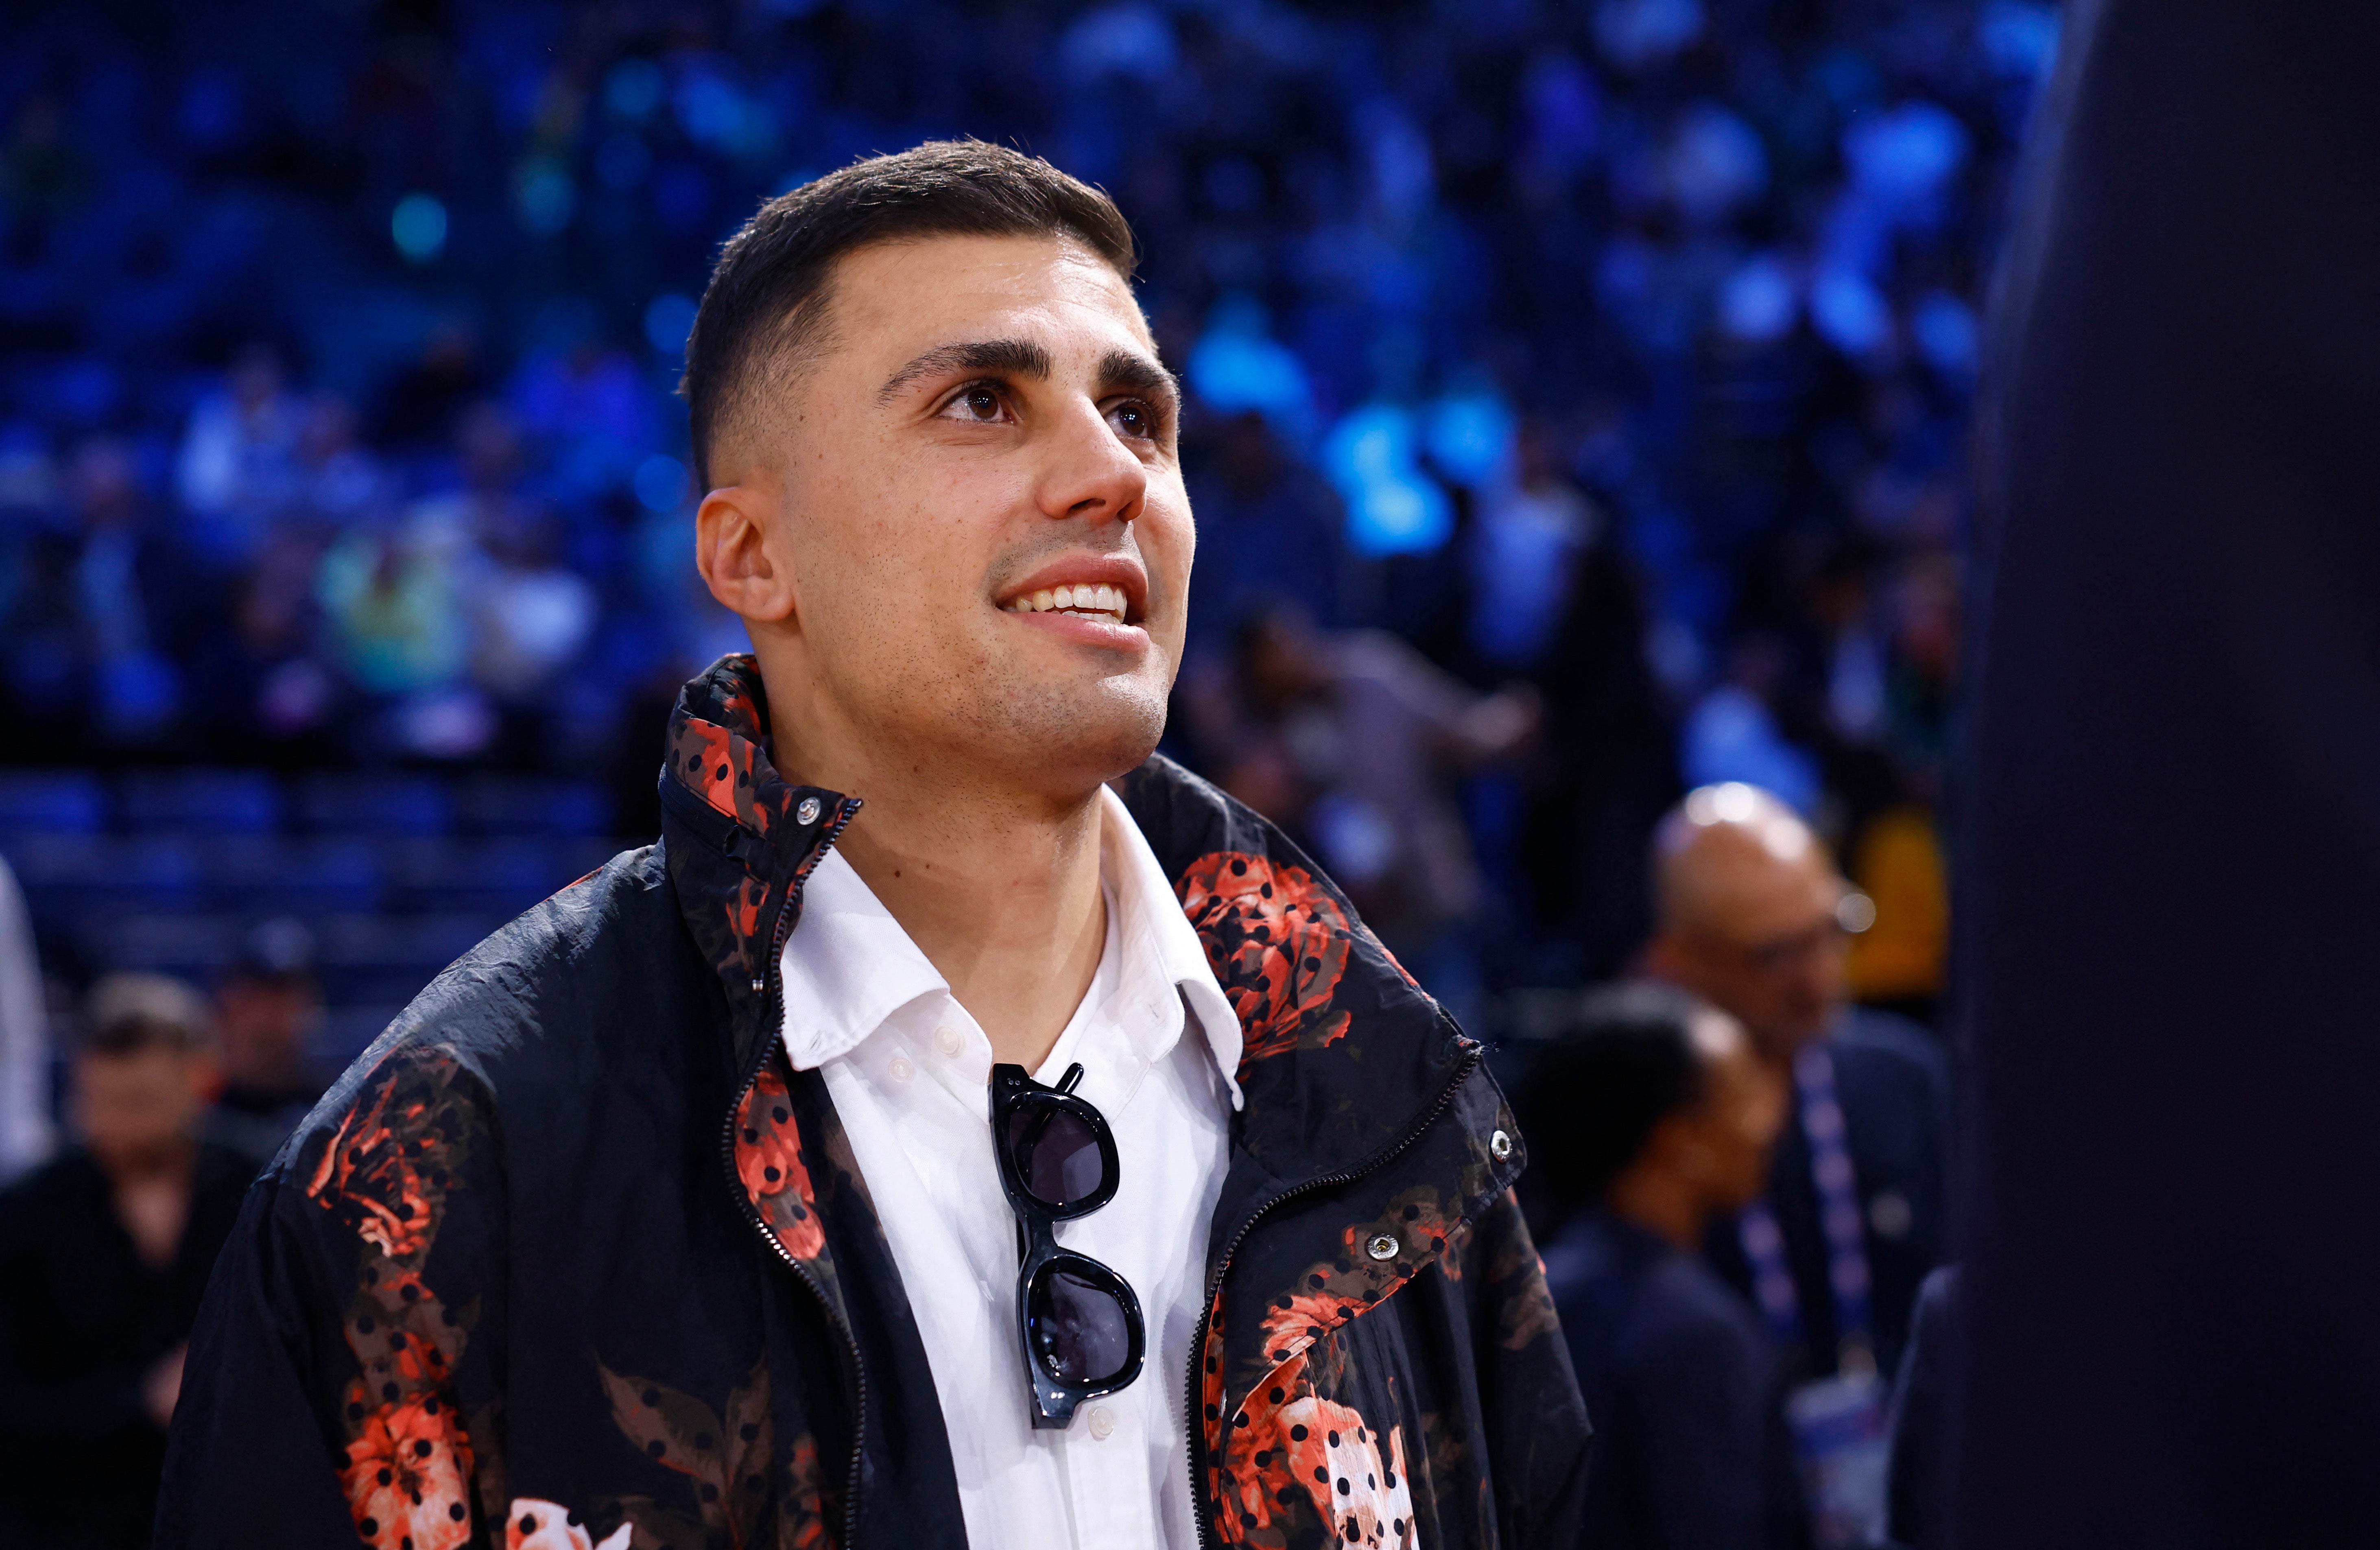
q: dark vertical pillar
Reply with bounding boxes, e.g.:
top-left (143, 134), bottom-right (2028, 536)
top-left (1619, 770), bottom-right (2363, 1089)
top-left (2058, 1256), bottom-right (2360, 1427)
top-left (1959, 0), bottom-right (2380, 1541)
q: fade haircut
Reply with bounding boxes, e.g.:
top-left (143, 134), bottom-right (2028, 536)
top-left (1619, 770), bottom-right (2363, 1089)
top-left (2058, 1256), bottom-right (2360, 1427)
top-left (681, 140), bottom-right (1140, 490)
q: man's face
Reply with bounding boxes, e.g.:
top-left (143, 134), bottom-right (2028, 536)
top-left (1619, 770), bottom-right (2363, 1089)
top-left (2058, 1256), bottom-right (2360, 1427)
top-left (1659, 852), bottom-right (1853, 1060)
top-left (726, 234), bottom-right (1191, 796)
top-left (216, 976), bottom-right (321, 1086)
top-left (74, 1047), bottom-right (210, 1176)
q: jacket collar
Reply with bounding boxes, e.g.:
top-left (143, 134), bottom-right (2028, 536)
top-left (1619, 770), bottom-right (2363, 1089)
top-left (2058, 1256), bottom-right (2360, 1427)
top-left (659, 653), bottom-right (1483, 1187)
top-left (658, 654), bottom-right (857, 1084)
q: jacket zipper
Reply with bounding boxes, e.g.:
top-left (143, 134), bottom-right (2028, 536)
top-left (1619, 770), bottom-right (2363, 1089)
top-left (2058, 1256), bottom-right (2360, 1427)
top-left (715, 799), bottom-right (868, 1548)
top-left (1184, 1029), bottom-right (1487, 1550)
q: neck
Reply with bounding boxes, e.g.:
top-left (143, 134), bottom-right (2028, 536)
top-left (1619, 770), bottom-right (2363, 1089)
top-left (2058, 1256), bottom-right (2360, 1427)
top-left (769, 698), bottom-right (1109, 1074)
top-left (1602, 1168), bottom-right (1707, 1253)
top-left (105, 1135), bottom-right (197, 1189)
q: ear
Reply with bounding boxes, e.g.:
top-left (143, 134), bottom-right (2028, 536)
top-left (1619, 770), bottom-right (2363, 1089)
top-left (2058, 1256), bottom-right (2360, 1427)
top-left (696, 478), bottom-right (798, 626)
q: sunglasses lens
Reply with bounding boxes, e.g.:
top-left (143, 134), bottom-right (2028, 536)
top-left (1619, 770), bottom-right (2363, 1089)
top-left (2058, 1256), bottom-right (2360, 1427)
top-left (1003, 1099), bottom-right (1107, 1208)
top-left (1029, 1266), bottom-right (1135, 1386)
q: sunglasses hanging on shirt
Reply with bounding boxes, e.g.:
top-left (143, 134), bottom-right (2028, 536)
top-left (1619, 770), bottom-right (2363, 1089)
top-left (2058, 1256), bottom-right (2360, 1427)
top-left (989, 1061), bottom-right (1146, 1429)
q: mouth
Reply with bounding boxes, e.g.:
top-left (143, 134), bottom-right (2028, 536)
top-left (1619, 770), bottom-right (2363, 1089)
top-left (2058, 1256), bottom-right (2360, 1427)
top-left (999, 581), bottom-right (1133, 627)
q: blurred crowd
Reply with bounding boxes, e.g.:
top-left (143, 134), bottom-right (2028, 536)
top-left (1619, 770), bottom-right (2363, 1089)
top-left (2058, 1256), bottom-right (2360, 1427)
top-left (1, 0), bottom-right (2056, 1543)
top-left (2, 0), bottom-right (2053, 986)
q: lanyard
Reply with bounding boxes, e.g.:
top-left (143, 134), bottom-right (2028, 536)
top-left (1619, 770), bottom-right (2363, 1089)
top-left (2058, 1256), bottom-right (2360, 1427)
top-left (1740, 1043), bottom-right (1876, 1375)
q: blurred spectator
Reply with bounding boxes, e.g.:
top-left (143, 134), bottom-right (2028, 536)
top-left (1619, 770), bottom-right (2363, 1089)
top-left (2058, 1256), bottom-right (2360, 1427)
top-left (3, 437), bottom-right (205, 749)
top-left (0, 973), bottom-right (249, 1550)
top-left (1644, 783), bottom-right (1946, 1542)
top-left (0, 853), bottom-right (50, 1183)
top-left (1528, 982), bottom-right (1806, 1550)
top-left (1466, 419), bottom-right (1603, 675)
top-left (1645, 783), bottom-right (1947, 1376)
top-left (1184, 603), bottom-right (1536, 991)
top-left (202, 919), bottom-right (326, 1169)
top-left (174, 342), bottom-right (299, 562)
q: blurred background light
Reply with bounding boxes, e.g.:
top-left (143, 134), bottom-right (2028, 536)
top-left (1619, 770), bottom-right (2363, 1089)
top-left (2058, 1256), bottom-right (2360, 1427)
top-left (390, 194), bottom-right (447, 264)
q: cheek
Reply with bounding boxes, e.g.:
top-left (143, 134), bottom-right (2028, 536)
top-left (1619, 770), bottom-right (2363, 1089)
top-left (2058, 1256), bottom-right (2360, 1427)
top-left (1142, 496), bottom-right (1196, 599)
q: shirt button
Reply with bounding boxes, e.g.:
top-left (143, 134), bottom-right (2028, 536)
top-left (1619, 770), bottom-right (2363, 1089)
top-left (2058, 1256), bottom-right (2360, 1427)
top-left (934, 1025), bottom-right (964, 1058)
top-left (887, 1055), bottom-right (915, 1083)
top-left (1086, 1405), bottom-right (1115, 1441)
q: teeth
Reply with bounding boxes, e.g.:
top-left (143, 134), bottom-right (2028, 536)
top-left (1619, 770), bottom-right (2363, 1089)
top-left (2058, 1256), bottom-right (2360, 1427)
top-left (1003, 584), bottom-right (1129, 619)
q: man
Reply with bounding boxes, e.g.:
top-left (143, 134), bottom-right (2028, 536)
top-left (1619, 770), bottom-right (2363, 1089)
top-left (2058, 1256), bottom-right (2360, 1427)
top-left (1643, 785), bottom-right (1943, 1545)
top-left (202, 918), bottom-right (328, 1168)
top-left (1528, 984), bottom-right (1806, 1550)
top-left (0, 975), bottom-right (250, 1549)
top-left (1643, 782), bottom-right (1948, 1386)
top-left (159, 142), bottom-right (1586, 1550)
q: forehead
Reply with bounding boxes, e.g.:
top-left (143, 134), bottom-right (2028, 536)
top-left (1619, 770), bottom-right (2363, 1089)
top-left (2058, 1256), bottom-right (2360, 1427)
top-left (821, 233), bottom-right (1152, 367)
top-left (77, 1047), bottom-right (186, 1082)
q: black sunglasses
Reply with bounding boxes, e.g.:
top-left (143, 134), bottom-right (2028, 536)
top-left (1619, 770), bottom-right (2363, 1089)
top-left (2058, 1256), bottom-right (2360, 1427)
top-left (989, 1061), bottom-right (1146, 1430)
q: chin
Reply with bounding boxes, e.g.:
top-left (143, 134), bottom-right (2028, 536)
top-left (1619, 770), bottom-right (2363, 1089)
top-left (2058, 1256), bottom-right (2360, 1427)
top-left (984, 673), bottom-right (1169, 792)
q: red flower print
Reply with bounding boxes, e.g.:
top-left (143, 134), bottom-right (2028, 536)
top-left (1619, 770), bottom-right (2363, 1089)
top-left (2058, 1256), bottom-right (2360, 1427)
top-left (735, 1065), bottom-right (825, 1262)
top-left (1275, 1397), bottom-right (1414, 1549)
top-left (1259, 1288), bottom-right (1370, 1366)
top-left (1176, 853), bottom-right (1354, 1067)
top-left (308, 1053), bottom-right (465, 1266)
top-left (507, 1498), bottom-right (630, 1550)
top-left (1210, 1349), bottom-right (1313, 1541)
top-left (1211, 1368), bottom-right (1415, 1548)
top-left (782, 1434), bottom-right (836, 1550)
top-left (339, 1385), bottom-right (476, 1550)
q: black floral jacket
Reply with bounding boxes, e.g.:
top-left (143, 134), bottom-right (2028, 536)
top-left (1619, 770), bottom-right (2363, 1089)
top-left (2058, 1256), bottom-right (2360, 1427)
top-left (157, 655), bottom-right (1589, 1550)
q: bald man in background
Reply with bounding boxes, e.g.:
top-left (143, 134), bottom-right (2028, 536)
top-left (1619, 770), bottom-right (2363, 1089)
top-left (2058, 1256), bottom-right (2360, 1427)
top-left (1643, 783), bottom-right (1948, 1388)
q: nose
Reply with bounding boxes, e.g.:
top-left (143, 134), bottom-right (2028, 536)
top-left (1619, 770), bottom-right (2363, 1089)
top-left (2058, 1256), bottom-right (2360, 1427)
top-left (1034, 399), bottom-right (1148, 528)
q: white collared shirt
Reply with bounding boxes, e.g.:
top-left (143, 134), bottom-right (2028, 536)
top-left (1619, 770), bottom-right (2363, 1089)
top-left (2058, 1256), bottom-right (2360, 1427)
top-left (779, 785), bottom-right (1242, 1550)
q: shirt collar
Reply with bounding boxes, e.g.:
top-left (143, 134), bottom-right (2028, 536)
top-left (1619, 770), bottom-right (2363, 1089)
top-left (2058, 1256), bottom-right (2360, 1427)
top-left (778, 784), bottom-right (1243, 1111)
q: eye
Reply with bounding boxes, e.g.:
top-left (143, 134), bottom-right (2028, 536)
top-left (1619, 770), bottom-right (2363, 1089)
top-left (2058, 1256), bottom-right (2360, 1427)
top-left (1105, 398), bottom-right (1157, 440)
top-left (938, 381), bottom-right (1011, 424)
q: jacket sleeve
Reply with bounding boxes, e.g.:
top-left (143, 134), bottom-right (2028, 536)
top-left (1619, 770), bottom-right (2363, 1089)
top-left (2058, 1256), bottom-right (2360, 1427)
top-left (154, 1176), bottom-right (378, 1545)
top-left (157, 1043), bottom-right (500, 1550)
top-left (1464, 1187), bottom-right (1592, 1549)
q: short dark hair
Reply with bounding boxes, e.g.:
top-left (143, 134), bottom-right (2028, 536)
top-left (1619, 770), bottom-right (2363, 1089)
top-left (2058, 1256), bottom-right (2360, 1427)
top-left (1512, 983), bottom-right (1712, 1214)
top-left (682, 139), bottom-right (1139, 489)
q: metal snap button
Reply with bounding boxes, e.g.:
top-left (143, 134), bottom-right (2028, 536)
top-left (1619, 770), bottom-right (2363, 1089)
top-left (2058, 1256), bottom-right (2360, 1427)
top-left (1365, 1233), bottom-right (1399, 1261)
top-left (796, 796), bottom-right (823, 826)
top-left (1490, 1128), bottom-right (1513, 1161)
top-left (1086, 1405), bottom-right (1116, 1440)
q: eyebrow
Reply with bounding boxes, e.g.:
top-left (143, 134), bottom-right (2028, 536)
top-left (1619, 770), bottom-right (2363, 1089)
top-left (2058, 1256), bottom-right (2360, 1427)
top-left (877, 339), bottom-right (1052, 404)
top-left (874, 337), bottom-right (1182, 412)
top-left (1098, 348), bottom-right (1182, 413)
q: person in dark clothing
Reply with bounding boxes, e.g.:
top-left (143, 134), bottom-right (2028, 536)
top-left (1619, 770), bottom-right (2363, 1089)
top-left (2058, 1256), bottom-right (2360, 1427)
top-left (1643, 784), bottom-right (1948, 1385)
top-left (0, 974), bottom-right (250, 1550)
top-left (1528, 982), bottom-right (1808, 1550)
top-left (156, 143), bottom-right (1587, 1550)
top-left (201, 919), bottom-right (328, 1169)
top-left (1878, 1265), bottom-right (1956, 1550)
